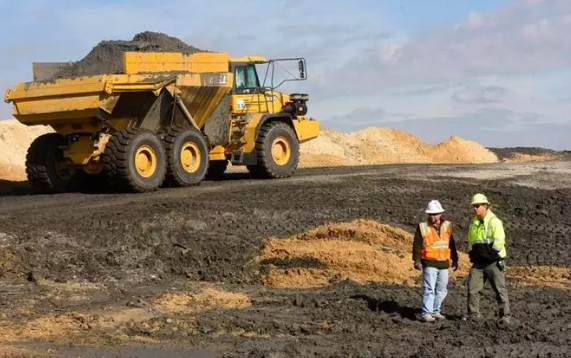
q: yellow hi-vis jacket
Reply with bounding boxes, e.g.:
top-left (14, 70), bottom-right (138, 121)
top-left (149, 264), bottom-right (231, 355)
top-left (468, 210), bottom-right (506, 263)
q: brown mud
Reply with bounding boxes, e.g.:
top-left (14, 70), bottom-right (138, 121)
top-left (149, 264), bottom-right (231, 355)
top-left (1, 162), bottom-right (571, 357)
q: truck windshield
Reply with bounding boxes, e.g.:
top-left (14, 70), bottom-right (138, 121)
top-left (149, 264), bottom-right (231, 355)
top-left (234, 65), bottom-right (260, 93)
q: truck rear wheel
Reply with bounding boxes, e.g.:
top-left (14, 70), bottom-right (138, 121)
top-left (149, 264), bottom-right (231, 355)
top-left (163, 126), bottom-right (209, 187)
top-left (205, 160), bottom-right (229, 181)
top-left (25, 133), bottom-right (81, 193)
top-left (247, 121), bottom-right (299, 179)
top-left (101, 128), bottom-right (166, 193)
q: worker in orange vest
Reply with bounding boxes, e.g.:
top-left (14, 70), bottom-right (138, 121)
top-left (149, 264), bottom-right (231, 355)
top-left (412, 200), bottom-right (459, 322)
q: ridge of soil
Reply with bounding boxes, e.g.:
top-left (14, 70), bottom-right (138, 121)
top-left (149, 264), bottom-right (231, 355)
top-left (488, 146), bottom-right (571, 162)
top-left (52, 31), bottom-right (204, 79)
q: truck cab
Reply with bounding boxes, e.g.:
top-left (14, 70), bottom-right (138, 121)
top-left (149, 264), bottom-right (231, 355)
top-left (229, 56), bottom-right (301, 117)
top-left (215, 56), bottom-right (316, 176)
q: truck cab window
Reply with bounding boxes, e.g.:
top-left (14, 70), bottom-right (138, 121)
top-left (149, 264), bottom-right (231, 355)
top-left (234, 65), bottom-right (260, 94)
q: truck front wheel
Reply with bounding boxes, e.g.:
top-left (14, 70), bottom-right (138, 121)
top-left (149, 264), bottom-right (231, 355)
top-left (247, 121), bottom-right (299, 179)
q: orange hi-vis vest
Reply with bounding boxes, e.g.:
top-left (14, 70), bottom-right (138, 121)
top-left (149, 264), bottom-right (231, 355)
top-left (420, 221), bottom-right (452, 261)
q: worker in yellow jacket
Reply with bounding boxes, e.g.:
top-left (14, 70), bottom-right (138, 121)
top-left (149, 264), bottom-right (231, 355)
top-left (465, 193), bottom-right (510, 325)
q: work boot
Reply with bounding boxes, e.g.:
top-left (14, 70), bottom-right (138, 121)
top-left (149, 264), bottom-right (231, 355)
top-left (433, 313), bottom-right (446, 321)
top-left (461, 314), bottom-right (482, 322)
top-left (499, 316), bottom-right (511, 325)
top-left (416, 313), bottom-right (436, 322)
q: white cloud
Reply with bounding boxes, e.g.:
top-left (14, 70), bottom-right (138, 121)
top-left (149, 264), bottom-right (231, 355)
top-left (451, 85), bottom-right (511, 104)
top-left (461, 11), bottom-right (489, 29)
top-left (1, 0), bottom-right (570, 149)
top-left (317, 0), bottom-right (571, 96)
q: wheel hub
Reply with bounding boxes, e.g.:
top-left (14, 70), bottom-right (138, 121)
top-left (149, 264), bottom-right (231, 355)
top-left (271, 137), bottom-right (291, 165)
top-left (135, 145), bottom-right (157, 178)
top-left (180, 141), bottom-right (201, 173)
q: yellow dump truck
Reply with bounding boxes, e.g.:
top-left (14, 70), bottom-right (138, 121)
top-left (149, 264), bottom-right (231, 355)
top-left (4, 52), bottom-right (319, 193)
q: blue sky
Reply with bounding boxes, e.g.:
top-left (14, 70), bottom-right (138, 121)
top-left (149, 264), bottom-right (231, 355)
top-left (1, 0), bottom-right (571, 149)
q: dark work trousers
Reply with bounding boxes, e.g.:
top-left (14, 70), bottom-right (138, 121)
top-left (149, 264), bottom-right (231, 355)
top-left (467, 262), bottom-right (510, 317)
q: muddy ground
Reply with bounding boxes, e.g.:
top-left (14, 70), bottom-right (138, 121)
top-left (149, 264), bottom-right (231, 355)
top-left (1, 161), bottom-right (571, 357)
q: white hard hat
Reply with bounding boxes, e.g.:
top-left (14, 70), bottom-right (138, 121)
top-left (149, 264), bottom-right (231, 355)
top-left (425, 200), bottom-right (445, 214)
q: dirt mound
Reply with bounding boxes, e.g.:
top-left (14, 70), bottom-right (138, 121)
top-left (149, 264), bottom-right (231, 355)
top-left (53, 31), bottom-right (203, 79)
top-left (258, 220), bottom-right (571, 290)
top-left (299, 127), bottom-right (499, 167)
top-left (488, 146), bottom-right (571, 162)
top-left (259, 220), bottom-right (469, 288)
top-left (0, 120), bottom-right (53, 181)
top-left (433, 135), bottom-right (499, 163)
top-left (0, 119), bottom-right (500, 182)
top-left (510, 266), bottom-right (571, 290)
top-left (153, 286), bottom-right (251, 314)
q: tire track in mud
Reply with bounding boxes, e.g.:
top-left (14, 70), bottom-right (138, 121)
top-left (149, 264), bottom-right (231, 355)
top-left (110, 281), bottom-right (571, 358)
top-left (1, 164), bottom-right (571, 284)
top-left (1, 161), bottom-right (571, 358)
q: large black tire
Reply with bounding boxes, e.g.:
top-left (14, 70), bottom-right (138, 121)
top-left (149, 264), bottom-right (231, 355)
top-left (205, 160), bottom-right (229, 181)
top-left (101, 128), bottom-right (166, 193)
top-left (247, 121), bottom-right (299, 179)
top-left (163, 126), bottom-right (209, 187)
top-left (25, 133), bottom-right (81, 193)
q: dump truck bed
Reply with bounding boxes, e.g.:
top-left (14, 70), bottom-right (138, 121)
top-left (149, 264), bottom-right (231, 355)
top-left (4, 52), bottom-right (234, 128)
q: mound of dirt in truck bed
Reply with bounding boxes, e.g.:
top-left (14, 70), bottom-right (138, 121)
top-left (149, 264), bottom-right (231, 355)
top-left (299, 127), bottom-right (499, 167)
top-left (53, 31), bottom-right (204, 79)
top-left (488, 146), bottom-right (571, 162)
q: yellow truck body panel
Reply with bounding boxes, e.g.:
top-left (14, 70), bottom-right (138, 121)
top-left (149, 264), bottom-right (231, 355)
top-left (5, 52), bottom-right (234, 128)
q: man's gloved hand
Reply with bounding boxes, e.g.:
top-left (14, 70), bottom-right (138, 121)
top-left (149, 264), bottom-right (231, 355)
top-left (497, 260), bottom-right (506, 272)
top-left (452, 261), bottom-right (459, 271)
top-left (414, 260), bottom-right (422, 271)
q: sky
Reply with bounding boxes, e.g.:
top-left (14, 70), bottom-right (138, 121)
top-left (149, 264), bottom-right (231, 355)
top-left (1, 0), bottom-right (571, 149)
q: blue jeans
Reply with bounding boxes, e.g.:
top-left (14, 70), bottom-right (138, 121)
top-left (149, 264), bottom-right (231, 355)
top-left (421, 266), bottom-right (449, 316)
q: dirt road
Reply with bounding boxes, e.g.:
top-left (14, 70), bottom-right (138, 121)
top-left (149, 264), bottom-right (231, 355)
top-left (1, 161), bottom-right (570, 357)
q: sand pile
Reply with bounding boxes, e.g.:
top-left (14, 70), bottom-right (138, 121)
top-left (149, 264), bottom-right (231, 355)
top-left (257, 219), bottom-right (470, 288)
top-left (52, 31), bottom-right (203, 79)
top-left (0, 120), bottom-right (500, 181)
top-left (153, 286), bottom-right (251, 314)
top-left (299, 127), bottom-right (499, 167)
top-left (0, 120), bottom-right (53, 181)
top-left (257, 219), bottom-right (571, 290)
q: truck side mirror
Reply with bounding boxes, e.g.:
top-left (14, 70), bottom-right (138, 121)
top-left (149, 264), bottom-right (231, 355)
top-left (298, 60), bottom-right (305, 79)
